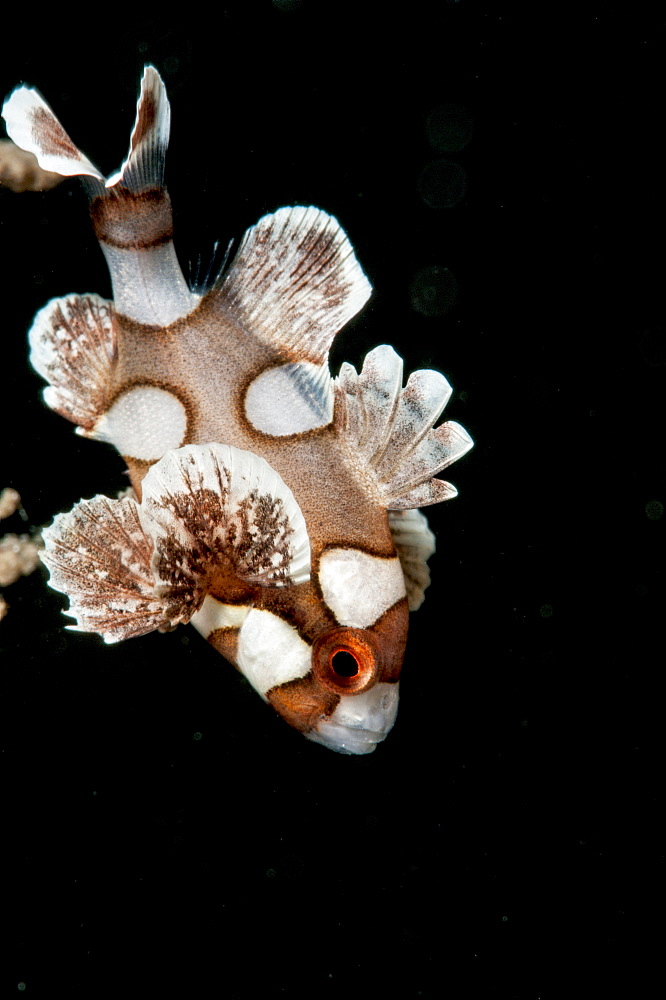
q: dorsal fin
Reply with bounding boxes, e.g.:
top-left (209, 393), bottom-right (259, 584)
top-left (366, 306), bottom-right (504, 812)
top-left (216, 205), bottom-right (372, 365)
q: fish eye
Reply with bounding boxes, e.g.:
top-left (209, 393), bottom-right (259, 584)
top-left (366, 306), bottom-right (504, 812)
top-left (312, 627), bottom-right (382, 695)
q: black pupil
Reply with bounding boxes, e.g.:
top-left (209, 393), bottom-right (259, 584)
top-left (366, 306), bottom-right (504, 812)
top-left (331, 650), bottom-right (359, 677)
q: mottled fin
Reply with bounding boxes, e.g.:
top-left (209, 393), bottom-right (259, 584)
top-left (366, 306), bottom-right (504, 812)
top-left (335, 345), bottom-right (473, 508)
top-left (217, 206), bottom-right (372, 366)
top-left (388, 509), bottom-right (436, 611)
top-left (141, 444), bottom-right (311, 593)
top-left (41, 495), bottom-right (175, 644)
top-left (105, 66), bottom-right (170, 191)
top-left (2, 85), bottom-right (104, 181)
top-left (2, 66), bottom-right (168, 191)
top-left (28, 294), bottom-right (118, 429)
top-left (41, 444), bottom-right (312, 645)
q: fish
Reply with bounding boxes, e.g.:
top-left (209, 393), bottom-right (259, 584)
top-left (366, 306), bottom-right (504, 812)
top-left (2, 67), bottom-right (473, 754)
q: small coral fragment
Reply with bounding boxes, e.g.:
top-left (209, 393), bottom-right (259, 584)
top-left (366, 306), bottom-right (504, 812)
top-left (0, 139), bottom-right (63, 192)
top-left (0, 533), bottom-right (42, 586)
top-left (0, 487), bottom-right (21, 520)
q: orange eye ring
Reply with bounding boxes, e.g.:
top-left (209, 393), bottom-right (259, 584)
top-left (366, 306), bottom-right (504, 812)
top-left (311, 627), bottom-right (382, 695)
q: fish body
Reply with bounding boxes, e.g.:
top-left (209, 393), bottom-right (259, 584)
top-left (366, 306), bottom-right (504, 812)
top-left (2, 68), bottom-right (473, 753)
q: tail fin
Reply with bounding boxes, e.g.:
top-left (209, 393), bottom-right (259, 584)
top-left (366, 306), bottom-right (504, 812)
top-left (3, 67), bottom-right (196, 326)
top-left (2, 65), bottom-right (169, 192)
top-left (105, 66), bottom-right (170, 191)
top-left (2, 85), bottom-right (105, 181)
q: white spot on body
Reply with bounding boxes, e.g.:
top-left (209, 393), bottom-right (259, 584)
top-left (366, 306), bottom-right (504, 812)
top-left (83, 385), bottom-right (187, 460)
top-left (190, 596), bottom-right (251, 639)
top-left (236, 609), bottom-right (311, 697)
top-left (318, 548), bottom-right (406, 627)
top-left (244, 362), bottom-right (333, 435)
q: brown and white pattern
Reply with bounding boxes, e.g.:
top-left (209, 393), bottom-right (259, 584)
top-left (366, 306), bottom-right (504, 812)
top-left (218, 205), bottom-right (372, 366)
top-left (3, 66), bottom-right (474, 753)
top-left (335, 344), bottom-right (474, 508)
top-left (41, 495), bottom-right (171, 644)
top-left (140, 444), bottom-right (311, 592)
top-left (28, 294), bottom-right (118, 430)
top-left (388, 508), bottom-right (436, 611)
top-left (40, 444), bottom-right (311, 643)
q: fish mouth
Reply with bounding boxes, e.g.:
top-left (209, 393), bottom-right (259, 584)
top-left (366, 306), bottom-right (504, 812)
top-left (306, 682), bottom-right (400, 755)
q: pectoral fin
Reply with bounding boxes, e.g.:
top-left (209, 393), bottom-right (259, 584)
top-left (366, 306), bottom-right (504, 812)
top-left (335, 345), bottom-right (474, 508)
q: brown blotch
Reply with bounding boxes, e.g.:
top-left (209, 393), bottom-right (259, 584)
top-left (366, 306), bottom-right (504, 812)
top-left (90, 187), bottom-right (173, 249)
top-left (252, 580), bottom-right (337, 646)
top-left (267, 672), bottom-right (339, 734)
top-left (209, 556), bottom-right (256, 604)
top-left (132, 90), bottom-right (157, 148)
top-left (31, 106), bottom-right (81, 161)
top-left (369, 597), bottom-right (410, 683)
top-left (207, 626), bottom-right (240, 665)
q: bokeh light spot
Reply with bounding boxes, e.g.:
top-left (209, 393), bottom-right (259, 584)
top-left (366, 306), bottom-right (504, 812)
top-left (418, 159), bottom-right (467, 208)
top-left (645, 499), bottom-right (663, 521)
top-left (409, 266), bottom-right (459, 317)
top-left (426, 103), bottom-right (474, 152)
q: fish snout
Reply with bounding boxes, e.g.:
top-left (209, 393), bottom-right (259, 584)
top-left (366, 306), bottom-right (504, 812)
top-left (306, 681), bottom-right (400, 755)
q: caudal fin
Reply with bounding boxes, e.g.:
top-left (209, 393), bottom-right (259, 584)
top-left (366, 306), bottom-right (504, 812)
top-left (2, 65), bottom-right (169, 192)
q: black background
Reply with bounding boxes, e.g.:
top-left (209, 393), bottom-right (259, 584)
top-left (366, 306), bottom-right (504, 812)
top-left (1, 3), bottom-right (662, 997)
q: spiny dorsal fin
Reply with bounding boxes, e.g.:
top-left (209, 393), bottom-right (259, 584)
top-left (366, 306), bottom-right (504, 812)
top-left (335, 344), bottom-right (473, 509)
top-left (217, 206), bottom-right (372, 365)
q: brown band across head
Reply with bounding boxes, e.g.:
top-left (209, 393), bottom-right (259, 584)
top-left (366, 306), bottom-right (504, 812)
top-left (90, 187), bottom-right (174, 249)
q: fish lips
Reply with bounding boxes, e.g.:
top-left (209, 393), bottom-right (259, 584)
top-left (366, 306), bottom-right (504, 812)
top-left (306, 681), bottom-right (400, 755)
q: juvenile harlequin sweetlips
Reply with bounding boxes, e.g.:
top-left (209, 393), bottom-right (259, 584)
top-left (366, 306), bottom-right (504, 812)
top-left (2, 67), bottom-right (473, 753)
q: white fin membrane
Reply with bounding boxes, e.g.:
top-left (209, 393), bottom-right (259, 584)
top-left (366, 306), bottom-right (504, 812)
top-left (2, 85), bottom-right (104, 180)
top-left (218, 206), bottom-right (372, 366)
top-left (105, 66), bottom-right (170, 190)
top-left (28, 294), bottom-right (118, 429)
top-left (335, 345), bottom-right (473, 508)
top-left (388, 508), bottom-right (436, 611)
top-left (2, 65), bottom-right (168, 191)
top-left (41, 444), bottom-right (311, 644)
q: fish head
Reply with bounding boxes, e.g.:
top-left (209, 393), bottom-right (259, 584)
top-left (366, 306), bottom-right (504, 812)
top-left (196, 552), bottom-right (410, 755)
